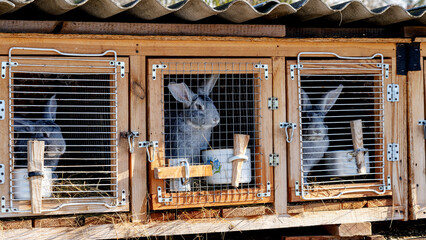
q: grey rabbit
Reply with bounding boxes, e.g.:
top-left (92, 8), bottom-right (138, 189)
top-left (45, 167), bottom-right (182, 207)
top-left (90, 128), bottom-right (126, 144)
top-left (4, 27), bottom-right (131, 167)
top-left (166, 75), bottom-right (220, 165)
top-left (300, 85), bottom-right (343, 180)
top-left (13, 95), bottom-right (66, 169)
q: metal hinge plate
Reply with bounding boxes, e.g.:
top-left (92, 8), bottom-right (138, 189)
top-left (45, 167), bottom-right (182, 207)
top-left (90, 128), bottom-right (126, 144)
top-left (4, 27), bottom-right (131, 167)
top-left (110, 61), bottom-right (125, 78)
top-left (0, 100), bottom-right (4, 121)
top-left (268, 97), bottom-right (278, 110)
top-left (257, 181), bottom-right (271, 198)
top-left (419, 120), bottom-right (426, 139)
top-left (255, 64), bottom-right (269, 80)
top-left (380, 176), bottom-right (392, 191)
top-left (387, 143), bottom-right (399, 162)
top-left (290, 64), bottom-right (303, 80)
top-left (1, 62), bottom-right (17, 79)
top-left (269, 153), bottom-right (279, 166)
top-left (295, 181), bottom-right (300, 196)
top-left (139, 141), bottom-right (158, 148)
top-left (1, 196), bottom-right (5, 213)
top-left (0, 164), bottom-right (4, 184)
top-left (157, 187), bottom-right (172, 203)
top-left (152, 64), bottom-right (167, 81)
top-left (386, 84), bottom-right (399, 102)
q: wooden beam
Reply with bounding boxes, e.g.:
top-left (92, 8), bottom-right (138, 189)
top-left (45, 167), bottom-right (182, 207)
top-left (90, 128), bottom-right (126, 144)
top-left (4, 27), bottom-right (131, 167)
top-left (154, 165), bottom-right (213, 179)
top-left (324, 222), bottom-right (372, 237)
top-left (404, 26), bottom-right (426, 38)
top-left (0, 207), bottom-right (403, 238)
top-left (27, 140), bottom-right (45, 215)
top-left (0, 20), bottom-right (286, 38)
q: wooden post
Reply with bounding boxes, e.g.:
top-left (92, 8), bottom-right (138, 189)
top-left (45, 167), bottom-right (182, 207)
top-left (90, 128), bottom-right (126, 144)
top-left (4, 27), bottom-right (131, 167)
top-left (350, 120), bottom-right (366, 174)
top-left (27, 140), bottom-right (45, 214)
top-left (231, 134), bottom-right (250, 187)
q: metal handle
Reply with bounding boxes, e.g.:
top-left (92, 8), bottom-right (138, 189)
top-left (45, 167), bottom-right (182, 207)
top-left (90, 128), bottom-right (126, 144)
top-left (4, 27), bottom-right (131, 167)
top-left (280, 122), bottom-right (297, 143)
top-left (126, 132), bottom-right (139, 153)
top-left (139, 141), bottom-right (159, 163)
top-left (180, 159), bottom-right (190, 185)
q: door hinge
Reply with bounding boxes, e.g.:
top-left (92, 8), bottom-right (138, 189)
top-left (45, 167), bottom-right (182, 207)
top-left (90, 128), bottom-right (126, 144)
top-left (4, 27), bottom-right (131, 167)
top-left (268, 97), bottom-right (278, 110)
top-left (152, 64), bottom-right (167, 81)
top-left (1, 62), bottom-right (17, 79)
top-left (157, 186), bottom-right (172, 203)
top-left (290, 64), bottom-right (302, 80)
top-left (255, 64), bottom-right (269, 80)
top-left (295, 181), bottom-right (300, 196)
top-left (387, 143), bottom-right (399, 162)
top-left (257, 181), bottom-right (271, 198)
top-left (386, 84), bottom-right (399, 102)
top-left (380, 175), bottom-right (392, 191)
top-left (269, 153), bottom-right (279, 166)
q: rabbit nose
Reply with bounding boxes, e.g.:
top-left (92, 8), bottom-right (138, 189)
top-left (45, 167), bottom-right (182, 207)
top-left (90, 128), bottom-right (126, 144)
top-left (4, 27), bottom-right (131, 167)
top-left (213, 117), bottom-right (220, 123)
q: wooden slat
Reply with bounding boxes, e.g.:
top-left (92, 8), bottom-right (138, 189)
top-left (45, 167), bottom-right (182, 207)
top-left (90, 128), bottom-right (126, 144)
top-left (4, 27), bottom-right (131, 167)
top-left (0, 20), bottom-right (286, 38)
top-left (324, 222), bottom-right (372, 237)
top-left (27, 140), bottom-right (45, 214)
top-left (154, 165), bottom-right (213, 179)
top-left (350, 120), bottom-right (366, 174)
top-left (0, 207), bottom-right (404, 239)
top-left (273, 57), bottom-right (288, 214)
top-left (408, 67), bottom-right (426, 220)
top-left (129, 55), bottom-right (148, 222)
top-left (403, 26), bottom-right (426, 38)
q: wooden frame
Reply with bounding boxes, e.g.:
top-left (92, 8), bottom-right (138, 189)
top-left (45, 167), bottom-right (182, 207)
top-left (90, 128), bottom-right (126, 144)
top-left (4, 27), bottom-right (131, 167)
top-left (0, 55), bottom-right (130, 217)
top-left (147, 58), bottom-right (274, 210)
top-left (285, 58), bottom-right (406, 205)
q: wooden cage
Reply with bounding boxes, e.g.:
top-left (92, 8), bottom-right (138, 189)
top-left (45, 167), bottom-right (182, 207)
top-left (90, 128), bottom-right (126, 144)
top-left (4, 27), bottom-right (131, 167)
top-left (0, 31), bottom-right (412, 237)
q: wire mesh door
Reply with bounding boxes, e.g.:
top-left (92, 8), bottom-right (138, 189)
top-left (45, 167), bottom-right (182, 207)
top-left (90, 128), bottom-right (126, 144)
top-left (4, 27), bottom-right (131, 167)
top-left (287, 52), bottom-right (392, 201)
top-left (148, 59), bottom-right (273, 210)
top-left (1, 47), bottom-right (129, 216)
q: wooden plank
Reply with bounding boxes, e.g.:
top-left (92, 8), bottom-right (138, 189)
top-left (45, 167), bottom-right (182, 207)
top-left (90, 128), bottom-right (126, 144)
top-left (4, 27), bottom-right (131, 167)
top-left (154, 165), bottom-right (212, 179)
top-left (0, 207), bottom-right (404, 238)
top-left (129, 55), bottom-right (147, 223)
top-left (366, 198), bottom-right (393, 208)
top-left (304, 203), bottom-right (341, 212)
top-left (27, 140), bottom-right (45, 214)
top-left (0, 20), bottom-right (286, 37)
top-left (350, 120), bottom-right (366, 173)
top-left (149, 212), bottom-right (175, 222)
top-left (324, 222), bottom-right (372, 237)
top-left (341, 200), bottom-right (367, 210)
top-left (222, 206), bottom-right (268, 218)
top-left (84, 213), bottom-right (129, 226)
top-left (0, 220), bottom-right (32, 229)
top-left (404, 26), bottom-right (426, 38)
top-left (177, 209), bottom-right (220, 220)
top-left (273, 57), bottom-right (288, 215)
top-left (408, 68), bottom-right (426, 220)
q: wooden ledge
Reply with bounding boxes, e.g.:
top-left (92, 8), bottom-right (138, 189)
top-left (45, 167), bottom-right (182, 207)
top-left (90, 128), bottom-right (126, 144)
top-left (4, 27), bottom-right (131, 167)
top-left (0, 207), bottom-right (404, 239)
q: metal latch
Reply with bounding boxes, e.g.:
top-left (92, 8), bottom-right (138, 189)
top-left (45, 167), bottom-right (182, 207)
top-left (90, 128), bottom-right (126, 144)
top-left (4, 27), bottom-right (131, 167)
top-left (139, 141), bottom-right (159, 163)
top-left (387, 143), bottom-right (399, 162)
top-left (257, 181), bottom-right (271, 198)
top-left (157, 187), bottom-right (172, 203)
top-left (290, 64), bottom-right (302, 80)
top-left (418, 120), bottom-right (426, 139)
top-left (1, 62), bottom-right (17, 79)
top-left (268, 97), bottom-right (278, 110)
top-left (295, 181), bottom-right (300, 196)
top-left (0, 164), bottom-right (4, 184)
top-left (386, 84), bottom-right (399, 102)
top-left (152, 64), bottom-right (167, 81)
top-left (280, 122), bottom-right (297, 143)
top-left (123, 131), bottom-right (139, 153)
top-left (255, 64), bottom-right (269, 80)
top-left (110, 61), bottom-right (125, 78)
top-left (269, 154), bottom-right (279, 166)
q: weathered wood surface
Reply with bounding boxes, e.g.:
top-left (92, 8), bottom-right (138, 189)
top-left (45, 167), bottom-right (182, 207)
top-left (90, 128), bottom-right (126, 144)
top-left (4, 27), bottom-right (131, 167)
top-left (325, 222), bottom-right (372, 237)
top-left (231, 134), bottom-right (250, 187)
top-left (350, 120), bottom-right (366, 174)
top-left (154, 165), bottom-right (213, 179)
top-left (27, 140), bottom-right (45, 214)
top-left (0, 207), bottom-right (404, 239)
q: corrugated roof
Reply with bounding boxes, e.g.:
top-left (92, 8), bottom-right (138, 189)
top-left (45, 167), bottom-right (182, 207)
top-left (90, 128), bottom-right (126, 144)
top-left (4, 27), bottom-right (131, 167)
top-left (0, 0), bottom-right (425, 26)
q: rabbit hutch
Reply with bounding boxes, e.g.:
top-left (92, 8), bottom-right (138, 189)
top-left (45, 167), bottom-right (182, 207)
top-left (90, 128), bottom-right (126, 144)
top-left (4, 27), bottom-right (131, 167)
top-left (0, 0), bottom-right (422, 238)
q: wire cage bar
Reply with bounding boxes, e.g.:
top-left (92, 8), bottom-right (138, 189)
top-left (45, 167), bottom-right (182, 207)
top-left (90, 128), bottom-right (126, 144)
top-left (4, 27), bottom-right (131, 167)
top-left (149, 59), bottom-right (273, 209)
top-left (7, 47), bottom-right (124, 212)
top-left (295, 52), bottom-right (388, 200)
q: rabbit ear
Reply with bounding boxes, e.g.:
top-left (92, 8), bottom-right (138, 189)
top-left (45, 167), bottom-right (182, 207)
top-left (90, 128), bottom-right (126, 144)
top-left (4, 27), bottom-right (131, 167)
top-left (198, 74), bottom-right (219, 96)
top-left (14, 117), bottom-right (34, 132)
top-left (168, 82), bottom-right (195, 108)
top-left (319, 84), bottom-right (344, 113)
top-left (44, 95), bottom-right (58, 121)
top-left (300, 89), bottom-right (312, 111)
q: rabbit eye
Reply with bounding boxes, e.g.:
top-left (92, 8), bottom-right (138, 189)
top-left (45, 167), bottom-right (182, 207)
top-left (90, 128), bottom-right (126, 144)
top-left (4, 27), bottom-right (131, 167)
top-left (195, 103), bottom-right (204, 111)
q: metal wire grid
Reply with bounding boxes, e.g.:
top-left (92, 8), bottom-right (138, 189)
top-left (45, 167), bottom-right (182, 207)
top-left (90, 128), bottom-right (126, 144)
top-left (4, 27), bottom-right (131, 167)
top-left (8, 47), bottom-right (120, 212)
top-left (297, 52), bottom-right (387, 200)
top-left (160, 62), bottom-right (265, 205)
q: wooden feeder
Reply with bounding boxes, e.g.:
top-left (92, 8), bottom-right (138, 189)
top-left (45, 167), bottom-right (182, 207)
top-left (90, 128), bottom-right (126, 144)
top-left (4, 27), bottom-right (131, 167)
top-left (230, 134), bottom-right (250, 188)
